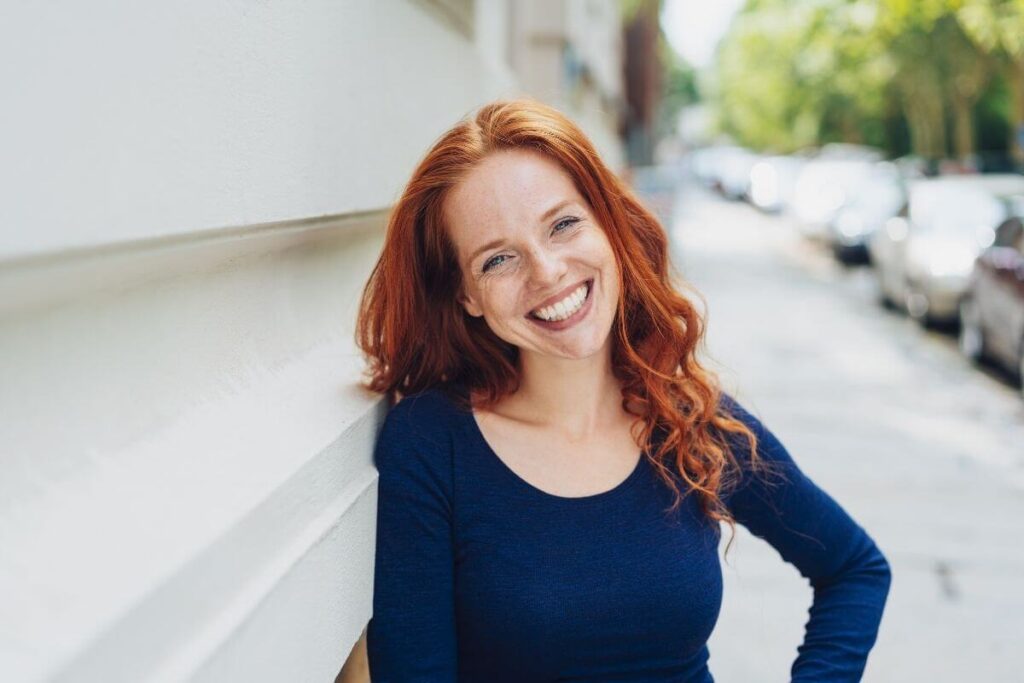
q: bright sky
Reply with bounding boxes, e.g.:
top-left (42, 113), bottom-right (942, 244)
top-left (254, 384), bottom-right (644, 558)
top-left (660, 0), bottom-right (744, 69)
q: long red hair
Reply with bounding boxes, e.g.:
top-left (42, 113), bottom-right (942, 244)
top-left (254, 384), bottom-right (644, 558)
top-left (355, 98), bottom-right (776, 551)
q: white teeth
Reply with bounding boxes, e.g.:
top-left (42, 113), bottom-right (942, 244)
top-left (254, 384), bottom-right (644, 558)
top-left (532, 283), bottom-right (589, 322)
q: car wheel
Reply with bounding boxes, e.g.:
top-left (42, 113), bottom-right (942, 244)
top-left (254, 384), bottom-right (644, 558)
top-left (958, 298), bottom-right (987, 363)
top-left (876, 272), bottom-right (897, 310)
top-left (1018, 342), bottom-right (1024, 401)
top-left (906, 286), bottom-right (931, 326)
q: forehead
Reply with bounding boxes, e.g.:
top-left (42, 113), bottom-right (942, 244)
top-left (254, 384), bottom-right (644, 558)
top-left (444, 149), bottom-right (582, 229)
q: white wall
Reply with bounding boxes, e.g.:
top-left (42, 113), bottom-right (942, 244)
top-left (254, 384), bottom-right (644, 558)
top-left (0, 2), bottom-right (516, 681)
top-left (0, 1), bottom-right (513, 261)
top-left (0, 1), bottom-right (624, 681)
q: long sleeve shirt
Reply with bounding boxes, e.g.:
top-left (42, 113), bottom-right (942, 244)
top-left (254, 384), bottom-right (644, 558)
top-left (366, 386), bottom-right (892, 682)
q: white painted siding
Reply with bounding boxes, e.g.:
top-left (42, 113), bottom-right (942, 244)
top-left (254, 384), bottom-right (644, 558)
top-left (0, 2), bottom-right (623, 681)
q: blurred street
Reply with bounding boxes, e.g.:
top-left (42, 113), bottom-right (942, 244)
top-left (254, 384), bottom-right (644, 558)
top-left (660, 181), bottom-right (1024, 681)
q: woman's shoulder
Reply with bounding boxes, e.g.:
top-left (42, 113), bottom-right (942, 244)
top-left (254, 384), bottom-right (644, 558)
top-left (376, 385), bottom-right (466, 462)
top-left (386, 385), bottom-right (465, 429)
top-left (715, 389), bottom-right (769, 438)
top-left (711, 389), bottom-right (790, 477)
top-left (713, 389), bottom-right (797, 490)
top-left (373, 387), bottom-right (460, 511)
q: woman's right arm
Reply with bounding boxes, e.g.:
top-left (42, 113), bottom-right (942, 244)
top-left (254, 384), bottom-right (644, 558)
top-left (366, 400), bottom-right (458, 682)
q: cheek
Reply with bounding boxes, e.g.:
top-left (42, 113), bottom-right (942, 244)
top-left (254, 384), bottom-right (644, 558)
top-left (586, 236), bottom-right (619, 279)
top-left (593, 240), bottom-right (622, 302)
top-left (478, 281), bottom-right (520, 319)
top-left (581, 228), bottom-right (615, 260)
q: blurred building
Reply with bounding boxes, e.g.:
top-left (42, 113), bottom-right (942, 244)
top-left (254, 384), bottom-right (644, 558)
top-left (505, 0), bottom-right (625, 166)
top-left (0, 2), bottom-right (623, 681)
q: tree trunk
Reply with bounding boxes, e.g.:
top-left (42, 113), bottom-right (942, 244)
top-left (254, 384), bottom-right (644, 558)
top-left (840, 113), bottom-right (863, 144)
top-left (905, 102), bottom-right (930, 159)
top-left (1009, 60), bottom-right (1024, 168)
top-left (951, 94), bottom-right (975, 162)
top-left (928, 84), bottom-right (948, 160)
top-left (900, 66), bottom-right (947, 161)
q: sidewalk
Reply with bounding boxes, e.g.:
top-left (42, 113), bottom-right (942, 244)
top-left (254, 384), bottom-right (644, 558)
top-left (665, 182), bottom-right (1024, 682)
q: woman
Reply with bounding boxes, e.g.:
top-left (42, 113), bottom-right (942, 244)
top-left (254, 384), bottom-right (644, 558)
top-left (355, 98), bottom-right (891, 682)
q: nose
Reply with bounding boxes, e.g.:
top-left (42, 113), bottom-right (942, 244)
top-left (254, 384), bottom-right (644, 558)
top-left (526, 245), bottom-right (568, 287)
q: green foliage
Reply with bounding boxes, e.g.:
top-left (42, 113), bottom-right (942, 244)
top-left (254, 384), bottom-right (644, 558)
top-left (976, 69), bottom-right (1013, 152)
top-left (657, 38), bottom-right (700, 140)
top-left (958, 0), bottom-right (1024, 59)
top-left (716, 0), bottom-right (893, 152)
top-left (620, 0), bottom-right (651, 22)
top-left (712, 0), bottom-right (1018, 162)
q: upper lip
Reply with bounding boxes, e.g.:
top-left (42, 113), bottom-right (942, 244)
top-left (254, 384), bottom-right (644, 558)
top-left (529, 278), bottom-right (590, 313)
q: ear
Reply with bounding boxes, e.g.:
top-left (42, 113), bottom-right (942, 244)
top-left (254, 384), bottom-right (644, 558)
top-left (458, 286), bottom-right (484, 318)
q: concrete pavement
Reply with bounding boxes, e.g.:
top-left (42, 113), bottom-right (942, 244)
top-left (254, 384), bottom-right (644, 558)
top-left (663, 183), bottom-right (1024, 682)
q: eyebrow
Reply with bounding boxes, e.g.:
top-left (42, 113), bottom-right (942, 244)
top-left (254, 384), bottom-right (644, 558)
top-left (467, 200), bottom-right (578, 266)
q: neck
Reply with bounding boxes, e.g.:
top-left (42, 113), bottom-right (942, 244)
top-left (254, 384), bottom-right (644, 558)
top-left (506, 343), bottom-right (623, 440)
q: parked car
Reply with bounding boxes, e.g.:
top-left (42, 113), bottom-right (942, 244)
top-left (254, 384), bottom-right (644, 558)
top-left (817, 143), bottom-right (884, 162)
top-left (715, 146), bottom-right (759, 200)
top-left (959, 200), bottom-right (1024, 397)
top-left (792, 158), bottom-right (878, 241)
top-left (689, 145), bottom-right (730, 188)
top-left (825, 161), bottom-right (906, 264)
top-left (688, 145), bottom-right (757, 200)
top-left (748, 155), bottom-right (806, 213)
top-left (870, 175), bottom-right (1024, 325)
top-left (892, 154), bottom-right (930, 180)
top-left (868, 207), bottom-right (912, 311)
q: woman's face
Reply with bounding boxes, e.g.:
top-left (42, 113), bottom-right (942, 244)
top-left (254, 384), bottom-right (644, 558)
top-left (444, 148), bottom-right (620, 362)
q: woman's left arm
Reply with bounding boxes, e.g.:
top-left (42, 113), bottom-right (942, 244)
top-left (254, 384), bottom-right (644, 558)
top-left (719, 393), bottom-right (892, 682)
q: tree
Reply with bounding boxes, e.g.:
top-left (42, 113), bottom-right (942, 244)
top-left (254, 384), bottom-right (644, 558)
top-left (715, 0), bottom-right (891, 152)
top-left (657, 39), bottom-right (699, 141)
top-left (872, 0), bottom-right (999, 161)
top-left (958, 0), bottom-right (1024, 165)
top-left (712, 0), bottom-right (1012, 162)
top-left (877, 0), bottom-right (993, 162)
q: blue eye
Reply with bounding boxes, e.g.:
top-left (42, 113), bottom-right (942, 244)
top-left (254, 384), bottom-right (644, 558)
top-left (481, 217), bottom-right (581, 274)
top-left (482, 253), bottom-right (509, 273)
top-left (553, 216), bottom-right (581, 233)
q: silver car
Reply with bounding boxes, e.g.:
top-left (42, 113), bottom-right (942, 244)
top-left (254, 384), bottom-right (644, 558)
top-left (825, 162), bottom-right (906, 264)
top-left (870, 174), bottom-right (1024, 325)
top-left (748, 155), bottom-right (806, 213)
top-left (793, 158), bottom-right (880, 241)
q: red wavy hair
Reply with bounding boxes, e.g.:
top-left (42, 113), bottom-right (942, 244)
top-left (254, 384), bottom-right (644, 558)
top-left (355, 98), bottom-right (777, 552)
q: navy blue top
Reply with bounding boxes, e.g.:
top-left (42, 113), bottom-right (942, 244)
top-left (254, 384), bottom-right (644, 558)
top-left (366, 387), bottom-right (891, 682)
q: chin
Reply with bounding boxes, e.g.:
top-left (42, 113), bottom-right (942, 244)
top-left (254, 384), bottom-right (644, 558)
top-left (528, 330), bottom-right (612, 361)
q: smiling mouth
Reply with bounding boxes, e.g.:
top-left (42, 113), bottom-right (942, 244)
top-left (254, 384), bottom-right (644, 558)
top-left (527, 278), bottom-right (593, 323)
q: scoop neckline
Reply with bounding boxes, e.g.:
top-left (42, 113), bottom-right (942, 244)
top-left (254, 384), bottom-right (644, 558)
top-left (462, 405), bottom-right (646, 504)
